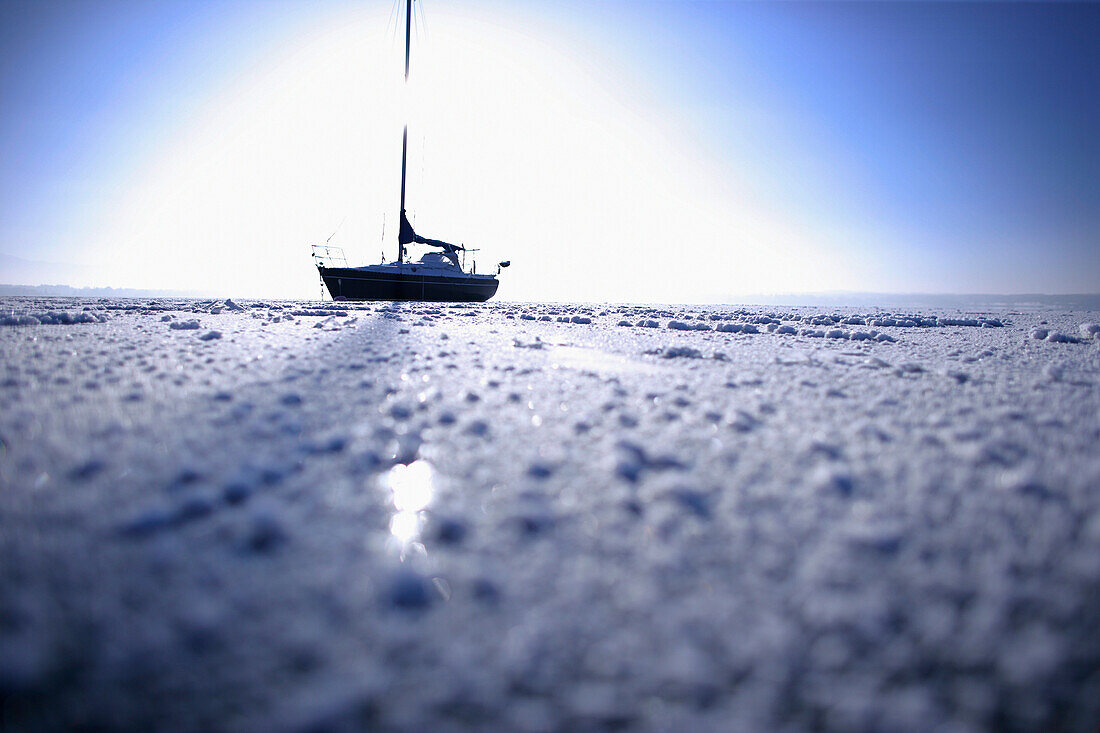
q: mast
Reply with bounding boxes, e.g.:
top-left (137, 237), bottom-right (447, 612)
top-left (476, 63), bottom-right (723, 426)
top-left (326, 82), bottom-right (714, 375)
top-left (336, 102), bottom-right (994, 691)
top-left (398, 0), bottom-right (412, 263)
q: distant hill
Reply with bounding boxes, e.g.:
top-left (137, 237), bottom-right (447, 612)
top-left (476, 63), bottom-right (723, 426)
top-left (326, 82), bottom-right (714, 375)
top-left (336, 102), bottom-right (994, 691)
top-left (0, 283), bottom-right (216, 298)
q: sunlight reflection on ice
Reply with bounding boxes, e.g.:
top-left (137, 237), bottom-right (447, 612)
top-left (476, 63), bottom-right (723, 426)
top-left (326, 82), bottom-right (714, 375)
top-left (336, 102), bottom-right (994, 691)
top-left (389, 511), bottom-right (423, 546)
top-left (384, 460), bottom-right (435, 559)
top-left (388, 460), bottom-right (434, 512)
top-left (547, 344), bottom-right (653, 374)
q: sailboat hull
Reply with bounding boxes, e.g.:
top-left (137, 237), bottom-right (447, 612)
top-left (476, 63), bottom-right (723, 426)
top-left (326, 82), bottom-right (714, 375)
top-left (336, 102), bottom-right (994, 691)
top-left (318, 266), bottom-right (499, 302)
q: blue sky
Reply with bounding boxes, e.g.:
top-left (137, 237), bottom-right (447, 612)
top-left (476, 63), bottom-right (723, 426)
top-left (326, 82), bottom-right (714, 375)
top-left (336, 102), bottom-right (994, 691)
top-left (1, 0), bottom-right (1097, 300)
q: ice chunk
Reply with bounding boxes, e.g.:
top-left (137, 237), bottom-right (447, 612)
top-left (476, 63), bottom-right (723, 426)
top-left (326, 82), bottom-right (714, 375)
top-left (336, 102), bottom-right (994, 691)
top-left (1046, 332), bottom-right (1080, 344)
top-left (245, 510), bottom-right (286, 552)
top-left (1, 315), bottom-right (40, 326)
top-left (661, 346), bottom-right (702, 359)
top-left (716, 323), bottom-right (757, 334)
top-left (433, 517), bottom-right (468, 545)
top-left (386, 570), bottom-right (433, 610)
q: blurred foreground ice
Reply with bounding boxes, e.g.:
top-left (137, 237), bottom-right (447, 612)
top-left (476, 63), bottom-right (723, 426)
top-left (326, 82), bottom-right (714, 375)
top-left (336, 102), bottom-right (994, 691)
top-left (1, 296), bottom-right (1099, 731)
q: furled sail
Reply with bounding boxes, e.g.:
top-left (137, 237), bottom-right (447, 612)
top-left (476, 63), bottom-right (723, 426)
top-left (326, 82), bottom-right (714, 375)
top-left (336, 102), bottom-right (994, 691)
top-left (399, 209), bottom-right (464, 265)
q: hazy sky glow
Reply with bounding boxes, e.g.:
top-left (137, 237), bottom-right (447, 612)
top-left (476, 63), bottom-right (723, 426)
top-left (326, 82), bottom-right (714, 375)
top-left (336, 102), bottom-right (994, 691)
top-left (1, 0), bottom-right (1098, 301)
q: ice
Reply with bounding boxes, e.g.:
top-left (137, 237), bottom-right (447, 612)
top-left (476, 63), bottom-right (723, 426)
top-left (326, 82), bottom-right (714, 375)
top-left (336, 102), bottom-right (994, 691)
top-left (1046, 331), bottom-right (1081, 343)
top-left (716, 323), bottom-right (757, 334)
top-left (386, 569), bottom-right (434, 610)
top-left (1, 314), bottom-right (41, 326)
top-left (243, 507), bottom-right (287, 552)
top-left (660, 346), bottom-right (703, 359)
top-left (1, 310), bottom-right (107, 326)
top-left (2, 295), bottom-right (1099, 731)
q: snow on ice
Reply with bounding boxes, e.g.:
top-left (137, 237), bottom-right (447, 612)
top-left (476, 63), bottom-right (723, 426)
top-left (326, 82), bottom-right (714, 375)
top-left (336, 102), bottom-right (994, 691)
top-left (1, 295), bottom-right (1099, 731)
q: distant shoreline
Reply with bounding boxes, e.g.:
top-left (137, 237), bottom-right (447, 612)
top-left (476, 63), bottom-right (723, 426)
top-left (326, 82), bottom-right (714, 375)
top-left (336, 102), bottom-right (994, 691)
top-left (731, 292), bottom-right (1100, 310)
top-left (1, 283), bottom-right (1097, 310)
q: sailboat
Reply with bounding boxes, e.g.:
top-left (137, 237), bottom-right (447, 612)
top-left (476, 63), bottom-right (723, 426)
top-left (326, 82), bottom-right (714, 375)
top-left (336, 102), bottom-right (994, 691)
top-left (313, 0), bottom-right (508, 302)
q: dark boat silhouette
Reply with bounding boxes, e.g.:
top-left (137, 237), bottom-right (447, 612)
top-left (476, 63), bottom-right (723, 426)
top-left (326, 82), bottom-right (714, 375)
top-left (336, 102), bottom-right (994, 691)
top-left (314, 0), bottom-right (507, 302)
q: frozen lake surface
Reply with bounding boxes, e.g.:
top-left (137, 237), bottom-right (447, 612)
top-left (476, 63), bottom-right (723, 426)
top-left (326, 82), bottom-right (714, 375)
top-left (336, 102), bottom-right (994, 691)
top-left (2, 296), bottom-right (1099, 731)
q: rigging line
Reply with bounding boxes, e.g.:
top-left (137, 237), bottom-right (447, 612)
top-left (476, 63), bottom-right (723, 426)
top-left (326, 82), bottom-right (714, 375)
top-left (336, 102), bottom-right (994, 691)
top-left (386, 0), bottom-right (398, 42)
top-left (418, 0), bottom-right (428, 40)
top-left (390, 0), bottom-right (402, 45)
top-left (325, 216), bottom-right (347, 244)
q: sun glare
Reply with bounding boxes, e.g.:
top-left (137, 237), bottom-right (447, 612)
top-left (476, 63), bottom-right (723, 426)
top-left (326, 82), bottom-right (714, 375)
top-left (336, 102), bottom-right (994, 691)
top-left (64, 3), bottom-right (838, 302)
